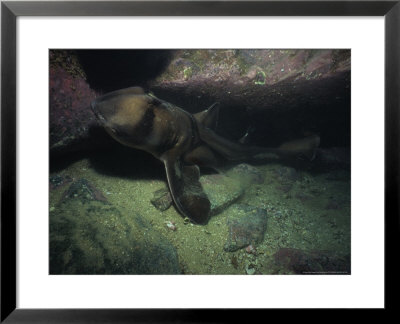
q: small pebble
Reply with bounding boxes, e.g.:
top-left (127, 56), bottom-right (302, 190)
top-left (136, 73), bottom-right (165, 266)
top-left (165, 220), bottom-right (176, 231)
top-left (245, 244), bottom-right (256, 255)
top-left (245, 265), bottom-right (256, 275)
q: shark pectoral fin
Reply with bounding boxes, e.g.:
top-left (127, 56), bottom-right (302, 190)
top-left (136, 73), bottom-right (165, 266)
top-left (179, 165), bottom-right (211, 224)
top-left (163, 155), bottom-right (211, 225)
top-left (184, 145), bottom-right (220, 168)
top-left (194, 102), bottom-right (220, 130)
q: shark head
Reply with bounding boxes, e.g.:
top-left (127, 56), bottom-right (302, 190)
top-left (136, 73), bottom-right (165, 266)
top-left (90, 87), bottom-right (158, 148)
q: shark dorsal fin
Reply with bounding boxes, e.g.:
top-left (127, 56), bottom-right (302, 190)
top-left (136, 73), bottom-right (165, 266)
top-left (194, 102), bottom-right (220, 130)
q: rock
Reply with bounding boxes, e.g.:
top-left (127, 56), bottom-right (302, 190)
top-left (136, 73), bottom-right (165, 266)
top-left (51, 178), bottom-right (180, 274)
top-left (273, 166), bottom-right (299, 193)
top-left (50, 50), bottom-right (106, 154)
top-left (59, 178), bottom-right (108, 204)
top-left (227, 163), bottom-right (265, 185)
top-left (245, 264), bottom-right (256, 275)
top-left (273, 166), bottom-right (299, 183)
top-left (200, 173), bottom-right (244, 216)
top-left (224, 204), bottom-right (268, 252)
top-left (273, 248), bottom-right (350, 274)
top-left (150, 188), bottom-right (173, 211)
top-left (49, 174), bottom-right (73, 191)
top-left (150, 49), bottom-right (350, 147)
top-left (151, 50), bottom-right (349, 108)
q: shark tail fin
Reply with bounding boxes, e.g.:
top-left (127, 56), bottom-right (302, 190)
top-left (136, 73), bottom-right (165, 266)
top-left (278, 134), bottom-right (321, 161)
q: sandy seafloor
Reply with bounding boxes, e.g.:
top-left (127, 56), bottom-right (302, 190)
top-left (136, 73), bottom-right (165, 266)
top-left (49, 153), bottom-right (350, 275)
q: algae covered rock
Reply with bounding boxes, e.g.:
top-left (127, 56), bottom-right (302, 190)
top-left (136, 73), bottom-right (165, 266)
top-left (150, 49), bottom-right (350, 148)
top-left (273, 248), bottom-right (350, 274)
top-left (224, 204), bottom-right (268, 252)
top-left (227, 163), bottom-right (265, 185)
top-left (50, 50), bottom-right (102, 153)
top-left (150, 187), bottom-right (173, 211)
top-left (151, 50), bottom-right (350, 107)
top-left (49, 174), bottom-right (73, 191)
top-left (50, 178), bottom-right (180, 274)
top-left (59, 178), bottom-right (108, 204)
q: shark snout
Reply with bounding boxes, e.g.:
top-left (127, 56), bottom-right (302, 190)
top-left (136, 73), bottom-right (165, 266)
top-left (90, 100), bottom-right (107, 124)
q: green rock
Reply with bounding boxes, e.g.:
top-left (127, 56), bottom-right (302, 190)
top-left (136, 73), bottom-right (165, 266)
top-left (224, 204), bottom-right (268, 252)
top-left (150, 187), bottom-right (173, 211)
top-left (50, 179), bottom-right (180, 274)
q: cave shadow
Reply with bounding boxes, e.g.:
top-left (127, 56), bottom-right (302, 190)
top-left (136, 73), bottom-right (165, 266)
top-left (87, 145), bottom-right (166, 181)
top-left (75, 50), bottom-right (175, 93)
top-left (50, 126), bottom-right (166, 182)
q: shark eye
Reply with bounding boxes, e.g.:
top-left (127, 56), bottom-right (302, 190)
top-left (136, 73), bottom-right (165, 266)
top-left (110, 126), bottom-right (131, 139)
top-left (112, 128), bottom-right (123, 136)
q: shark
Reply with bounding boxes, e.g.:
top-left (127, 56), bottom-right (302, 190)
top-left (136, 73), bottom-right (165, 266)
top-left (91, 87), bottom-right (320, 225)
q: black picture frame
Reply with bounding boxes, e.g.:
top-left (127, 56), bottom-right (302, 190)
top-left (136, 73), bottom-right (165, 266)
top-left (1, 0), bottom-right (398, 321)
